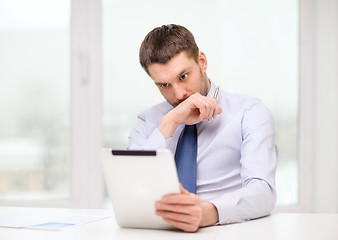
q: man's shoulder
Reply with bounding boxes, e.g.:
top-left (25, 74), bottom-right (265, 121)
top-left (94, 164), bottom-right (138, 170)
top-left (225, 92), bottom-right (274, 123)
top-left (138, 101), bottom-right (173, 120)
top-left (220, 91), bottom-right (262, 109)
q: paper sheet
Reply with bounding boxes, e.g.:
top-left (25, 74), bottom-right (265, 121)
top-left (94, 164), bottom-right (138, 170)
top-left (0, 211), bottom-right (111, 231)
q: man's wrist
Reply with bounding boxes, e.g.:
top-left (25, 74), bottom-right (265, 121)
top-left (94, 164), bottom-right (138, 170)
top-left (200, 202), bottom-right (219, 227)
top-left (158, 112), bottom-right (181, 139)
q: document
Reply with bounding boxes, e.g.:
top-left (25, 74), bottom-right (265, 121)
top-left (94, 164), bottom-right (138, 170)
top-left (0, 211), bottom-right (111, 231)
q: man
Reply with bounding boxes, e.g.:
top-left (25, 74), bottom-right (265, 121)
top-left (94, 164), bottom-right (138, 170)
top-left (128, 24), bottom-right (277, 232)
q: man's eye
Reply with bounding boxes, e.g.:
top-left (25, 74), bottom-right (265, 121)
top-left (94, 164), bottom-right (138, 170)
top-left (180, 74), bottom-right (188, 80)
top-left (159, 83), bottom-right (170, 88)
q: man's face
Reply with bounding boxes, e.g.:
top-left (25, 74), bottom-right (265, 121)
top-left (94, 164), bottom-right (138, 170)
top-left (147, 51), bottom-right (210, 107)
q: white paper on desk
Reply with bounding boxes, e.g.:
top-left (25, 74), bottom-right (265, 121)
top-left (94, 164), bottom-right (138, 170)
top-left (0, 212), bottom-right (111, 231)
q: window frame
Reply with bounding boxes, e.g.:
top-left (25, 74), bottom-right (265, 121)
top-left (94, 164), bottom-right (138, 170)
top-left (274, 0), bottom-right (314, 213)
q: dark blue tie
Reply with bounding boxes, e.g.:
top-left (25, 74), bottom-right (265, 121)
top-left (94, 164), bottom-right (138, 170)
top-left (174, 124), bottom-right (197, 193)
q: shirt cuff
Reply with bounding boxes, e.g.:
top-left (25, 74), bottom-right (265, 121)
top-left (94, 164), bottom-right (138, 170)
top-left (209, 195), bottom-right (244, 225)
top-left (142, 128), bottom-right (175, 150)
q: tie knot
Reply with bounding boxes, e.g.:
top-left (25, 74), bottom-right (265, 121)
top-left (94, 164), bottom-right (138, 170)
top-left (184, 124), bottom-right (197, 132)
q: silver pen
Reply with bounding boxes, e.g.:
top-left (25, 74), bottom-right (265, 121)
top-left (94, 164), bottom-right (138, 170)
top-left (209, 85), bottom-right (220, 122)
top-left (213, 85), bottom-right (220, 100)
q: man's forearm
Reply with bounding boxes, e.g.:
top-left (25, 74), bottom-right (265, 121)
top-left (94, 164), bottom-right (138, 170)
top-left (209, 180), bottom-right (275, 225)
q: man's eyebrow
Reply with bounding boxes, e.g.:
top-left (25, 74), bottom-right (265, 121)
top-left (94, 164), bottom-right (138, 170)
top-left (176, 68), bottom-right (189, 78)
top-left (154, 82), bottom-right (167, 86)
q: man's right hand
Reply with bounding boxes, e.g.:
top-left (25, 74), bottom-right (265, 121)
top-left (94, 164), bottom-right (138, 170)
top-left (158, 93), bottom-right (222, 139)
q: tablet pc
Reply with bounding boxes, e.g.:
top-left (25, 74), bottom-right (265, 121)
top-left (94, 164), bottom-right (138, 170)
top-left (101, 149), bottom-right (180, 229)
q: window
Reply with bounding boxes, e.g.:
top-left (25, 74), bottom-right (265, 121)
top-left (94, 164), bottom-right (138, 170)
top-left (103, 0), bottom-right (299, 207)
top-left (0, 0), bottom-right (71, 200)
top-left (0, 0), bottom-right (300, 208)
top-left (0, 0), bottom-right (103, 208)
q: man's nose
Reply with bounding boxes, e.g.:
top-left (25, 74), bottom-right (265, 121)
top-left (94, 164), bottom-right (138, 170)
top-left (173, 85), bottom-right (187, 100)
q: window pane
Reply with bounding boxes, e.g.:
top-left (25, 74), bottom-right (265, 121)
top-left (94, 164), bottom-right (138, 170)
top-left (0, 0), bottom-right (70, 200)
top-left (103, 0), bottom-right (298, 206)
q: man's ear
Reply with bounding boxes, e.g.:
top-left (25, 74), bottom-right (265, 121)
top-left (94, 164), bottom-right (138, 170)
top-left (198, 51), bottom-right (208, 72)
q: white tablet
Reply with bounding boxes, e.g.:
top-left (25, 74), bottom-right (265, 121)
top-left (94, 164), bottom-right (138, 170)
top-left (101, 149), bottom-right (180, 229)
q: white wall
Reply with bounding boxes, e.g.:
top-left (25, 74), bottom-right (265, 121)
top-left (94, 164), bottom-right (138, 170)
top-left (312, 0), bottom-right (338, 213)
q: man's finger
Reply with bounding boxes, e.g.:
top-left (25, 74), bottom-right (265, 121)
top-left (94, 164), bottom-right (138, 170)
top-left (161, 193), bottom-right (201, 205)
top-left (179, 183), bottom-right (190, 194)
top-left (161, 217), bottom-right (199, 232)
top-left (156, 202), bottom-right (202, 216)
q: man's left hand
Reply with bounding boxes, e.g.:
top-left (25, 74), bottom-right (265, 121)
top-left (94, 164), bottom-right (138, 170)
top-left (155, 184), bottom-right (218, 232)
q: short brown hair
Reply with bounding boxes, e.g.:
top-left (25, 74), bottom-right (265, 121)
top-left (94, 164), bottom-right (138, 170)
top-left (139, 24), bottom-right (199, 75)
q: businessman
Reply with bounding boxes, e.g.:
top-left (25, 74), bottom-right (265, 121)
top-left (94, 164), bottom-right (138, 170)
top-left (128, 24), bottom-right (277, 232)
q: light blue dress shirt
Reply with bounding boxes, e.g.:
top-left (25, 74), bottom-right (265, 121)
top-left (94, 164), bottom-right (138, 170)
top-left (128, 81), bottom-right (278, 224)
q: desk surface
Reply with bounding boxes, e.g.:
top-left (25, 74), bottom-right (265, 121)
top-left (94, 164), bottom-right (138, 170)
top-left (0, 207), bottom-right (337, 240)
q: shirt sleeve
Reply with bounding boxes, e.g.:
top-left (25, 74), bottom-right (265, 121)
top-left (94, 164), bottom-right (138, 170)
top-left (210, 178), bottom-right (276, 224)
top-left (128, 110), bottom-right (176, 150)
top-left (210, 100), bottom-right (278, 224)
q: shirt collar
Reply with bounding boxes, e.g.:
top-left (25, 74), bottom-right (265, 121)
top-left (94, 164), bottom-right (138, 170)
top-left (206, 79), bottom-right (217, 98)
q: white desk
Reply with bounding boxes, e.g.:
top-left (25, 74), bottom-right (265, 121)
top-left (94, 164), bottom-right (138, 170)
top-left (0, 207), bottom-right (337, 240)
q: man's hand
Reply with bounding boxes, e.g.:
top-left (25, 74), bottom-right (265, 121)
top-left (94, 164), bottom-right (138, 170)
top-left (171, 93), bottom-right (221, 125)
top-left (158, 93), bottom-right (222, 139)
top-left (155, 184), bottom-right (219, 232)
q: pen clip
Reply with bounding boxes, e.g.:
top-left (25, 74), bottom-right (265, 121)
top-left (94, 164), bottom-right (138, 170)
top-left (208, 85), bottom-right (220, 122)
